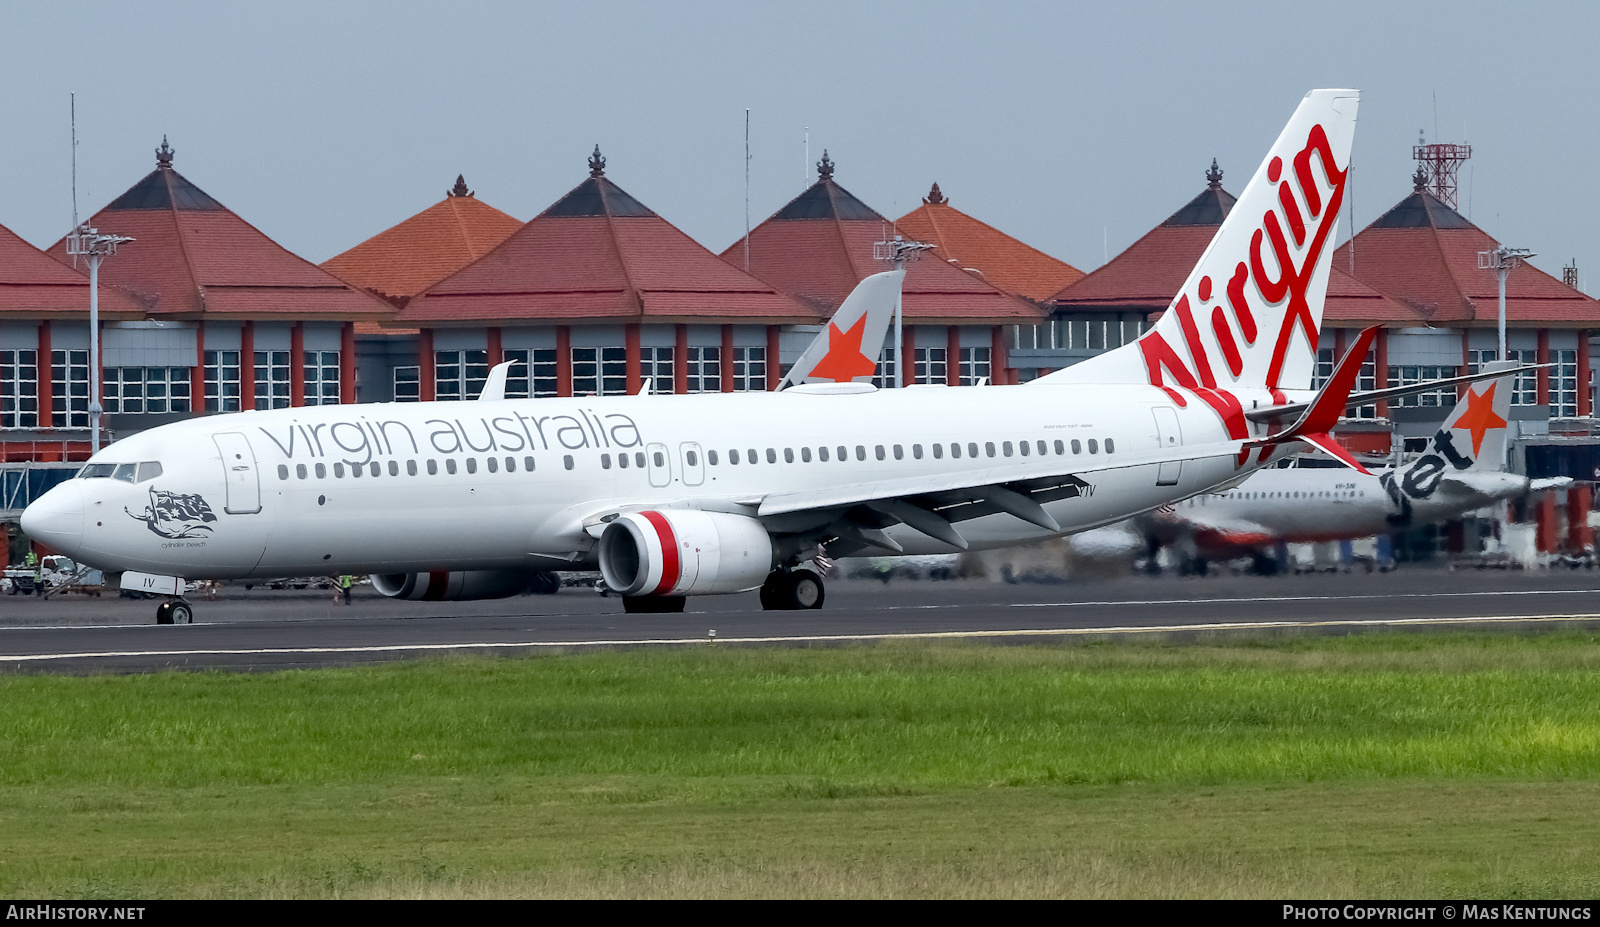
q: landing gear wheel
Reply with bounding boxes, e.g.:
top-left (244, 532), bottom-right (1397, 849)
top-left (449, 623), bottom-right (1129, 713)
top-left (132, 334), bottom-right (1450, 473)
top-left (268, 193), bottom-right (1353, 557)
top-left (759, 570), bottom-right (786, 610)
top-left (528, 571), bottom-right (561, 595)
top-left (786, 569), bottom-right (825, 610)
top-left (170, 601), bottom-right (193, 624)
top-left (622, 595), bottom-right (686, 614)
top-left (156, 602), bottom-right (173, 625)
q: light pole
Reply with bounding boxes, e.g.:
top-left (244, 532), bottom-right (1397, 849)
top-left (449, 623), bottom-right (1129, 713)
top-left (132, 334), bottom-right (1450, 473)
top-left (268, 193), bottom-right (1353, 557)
top-left (1479, 245), bottom-right (1535, 361)
top-left (873, 236), bottom-right (935, 387)
top-left (65, 224), bottom-right (134, 453)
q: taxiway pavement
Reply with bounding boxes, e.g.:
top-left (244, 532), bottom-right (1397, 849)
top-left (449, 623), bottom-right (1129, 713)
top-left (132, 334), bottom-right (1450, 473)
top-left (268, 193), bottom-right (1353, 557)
top-left (2, 568), bottom-right (1598, 673)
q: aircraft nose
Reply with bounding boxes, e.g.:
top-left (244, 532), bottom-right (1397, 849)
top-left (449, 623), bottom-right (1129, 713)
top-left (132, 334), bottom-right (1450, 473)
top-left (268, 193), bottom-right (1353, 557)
top-left (20, 481), bottom-right (85, 556)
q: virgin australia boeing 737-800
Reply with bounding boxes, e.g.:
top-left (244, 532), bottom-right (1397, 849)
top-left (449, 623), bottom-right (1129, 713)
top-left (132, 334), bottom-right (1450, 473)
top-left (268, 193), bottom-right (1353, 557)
top-left (27, 88), bottom-right (1461, 623)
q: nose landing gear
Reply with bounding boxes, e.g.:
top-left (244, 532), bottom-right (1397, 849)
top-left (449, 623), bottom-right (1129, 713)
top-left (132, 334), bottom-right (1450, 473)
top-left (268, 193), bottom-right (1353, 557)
top-left (155, 599), bottom-right (193, 625)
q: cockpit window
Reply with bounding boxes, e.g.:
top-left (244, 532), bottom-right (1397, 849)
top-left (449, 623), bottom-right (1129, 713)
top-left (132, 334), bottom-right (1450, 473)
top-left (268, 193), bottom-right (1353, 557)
top-left (78, 461), bottom-right (164, 482)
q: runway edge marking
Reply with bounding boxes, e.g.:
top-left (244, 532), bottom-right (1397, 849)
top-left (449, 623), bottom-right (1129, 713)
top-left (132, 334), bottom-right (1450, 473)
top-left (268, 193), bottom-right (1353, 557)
top-left (7, 614), bottom-right (1600, 663)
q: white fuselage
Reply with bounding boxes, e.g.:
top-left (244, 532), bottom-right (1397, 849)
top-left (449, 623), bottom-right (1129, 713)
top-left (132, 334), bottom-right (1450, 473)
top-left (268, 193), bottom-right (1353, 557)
top-left (1159, 465), bottom-right (1529, 551)
top-left (23, 382), bottom-right (1297, 581)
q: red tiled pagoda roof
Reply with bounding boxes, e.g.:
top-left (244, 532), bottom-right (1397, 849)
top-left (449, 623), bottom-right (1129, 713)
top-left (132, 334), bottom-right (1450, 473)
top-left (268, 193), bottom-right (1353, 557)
top-left (46, 139), bottom-right (392, 321)
top-left (400, 150), bottom-right (818, 326)
top-left (0, 221), bottom-right (143, 318)
top-left (322, 177), bottom-right (523, 307)
top-left (1333, 180), bottom-right (1600, 326)
top-left (1050, 162), bottom-right (1418, 325)
top-left (721, 156), bottom-right (1042, 324)
top-left (893, 184), bottom-right (1084, 302)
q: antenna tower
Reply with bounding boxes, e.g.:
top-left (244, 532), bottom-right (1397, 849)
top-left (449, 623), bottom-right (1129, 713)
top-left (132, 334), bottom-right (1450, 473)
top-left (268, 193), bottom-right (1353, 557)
top-left (1412, 141), bottom-right (1472, 209)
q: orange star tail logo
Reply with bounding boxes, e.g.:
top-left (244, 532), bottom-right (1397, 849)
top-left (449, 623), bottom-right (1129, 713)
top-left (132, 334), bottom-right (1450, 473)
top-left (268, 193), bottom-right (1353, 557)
top-left (807, 314), bottom-right (878, 382)
top-left (1452, 381), bottom-right (1509, 456)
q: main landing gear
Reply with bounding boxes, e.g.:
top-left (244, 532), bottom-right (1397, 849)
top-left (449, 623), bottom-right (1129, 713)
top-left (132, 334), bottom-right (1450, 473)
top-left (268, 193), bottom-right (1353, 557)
top-left (759, 568), bottom-right (825, 611)
top-left (155, 599), bottom-right (193, 625)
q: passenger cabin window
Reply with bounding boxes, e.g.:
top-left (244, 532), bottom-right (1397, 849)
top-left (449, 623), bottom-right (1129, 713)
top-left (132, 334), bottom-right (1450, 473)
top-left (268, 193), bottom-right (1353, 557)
top-left (525, 457), bottom-right (536, 471)
top-left (446, 460), bottom-right (458, 475)
top-left (1002, 441), bottom-right (1013, 457)
top-left (1071, 440), bottom-right (1081, 454)
top-left (563, 455), bottom-right (574, 470)
top-left (729, 449), bottom-right (740, 465)
top-left (708, 450), bottom-right (719, 465)
top-left (932, 444), bottom-right (943, 459)
top-left (818, 446), bottom-right (830, 462)
top-left (985, 442), bottom-right (996, 458)
top-left (618, 453), bottom-right (629, 468)
top-left (968, 443), bottom-right (979, 458)
top-left (856, 446), bottom-right (866, 461)
top-left (837, 446), bottom-right (847, 461)
top-left (389, 461), bottom-right (400, 476)
top-left (1018, 441), bottom-right (1028, 456)
top-left (334, 463), bottom-right (346, 478)
top-left (278, 465), bottom-right (289, 480)
top-left (748, 448), bottom-right (758, 463)
top-left (913, 444), bottom-right (923, 459)
top-left (875, 445), bottom-right (885, 461)
top-left (1054, 440), bottom-right (1064, 455)
top-left (316, 463), bottom-right (328, 478)
top-left (601, 454), bottom-right (612, 470)
top-left (950, 443), bottom-right (961, 459)
top-left (488, 457), bottom-right (499, 473)
top-left (1088, 439), bottom-right (1099, 454)
top-left (801, 447), bottom-right (812, 463)
top-left (894, 445), bottom-right (904, 460)
top-left (634, 452), bottom-right (645, 468)
top-left (407, 461), bottom-right (418, 476)
top-left (688, 450), bottom-right (700, 466)
top-left (426, 460), bottom-right (438, 475)
top-left (1105, 439), bottom-right (1115, 453)
top-left (767, 448), bottom-right (777, 464)
top-left (297, 464), bottom-right (308, 479)
top-left (653, 450), bottom-right (666, 468)
top-left (506, 457), bottom-right (517, 472)
top-left (783, 448), bottom-right (793, 463)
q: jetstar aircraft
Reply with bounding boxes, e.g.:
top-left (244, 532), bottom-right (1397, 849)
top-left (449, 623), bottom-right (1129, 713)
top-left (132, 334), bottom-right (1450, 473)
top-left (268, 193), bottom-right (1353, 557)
top-left (1142, 371), bottom-right (1570, 573)
top-left (20, 88), bottom-right (1522, 624)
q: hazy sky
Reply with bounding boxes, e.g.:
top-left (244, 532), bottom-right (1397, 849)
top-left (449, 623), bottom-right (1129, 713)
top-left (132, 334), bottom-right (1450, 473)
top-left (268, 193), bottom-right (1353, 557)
top-left (3, 1), bottom-right (1597, 292)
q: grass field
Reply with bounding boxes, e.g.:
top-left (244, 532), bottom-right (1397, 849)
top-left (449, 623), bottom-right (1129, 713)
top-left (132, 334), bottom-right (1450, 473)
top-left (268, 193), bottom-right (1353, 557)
top-left (3, 632), bottom-right (1600, 898)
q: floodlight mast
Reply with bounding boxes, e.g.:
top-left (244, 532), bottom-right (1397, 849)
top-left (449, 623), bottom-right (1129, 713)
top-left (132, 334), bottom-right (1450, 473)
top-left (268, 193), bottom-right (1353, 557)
top-left (874, 236), bottom-right (935, 388)
top-left (65, 224), bottom-right (134, 453)
top-left (1478, 246), bottom-right (1535, 361)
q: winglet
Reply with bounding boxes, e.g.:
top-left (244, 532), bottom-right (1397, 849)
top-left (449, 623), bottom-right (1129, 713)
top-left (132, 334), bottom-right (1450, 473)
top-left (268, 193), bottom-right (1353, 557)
top-left (1245, 325), bottom-right (1380, 473)
top-left (478, 360), bottom-right (515, 401)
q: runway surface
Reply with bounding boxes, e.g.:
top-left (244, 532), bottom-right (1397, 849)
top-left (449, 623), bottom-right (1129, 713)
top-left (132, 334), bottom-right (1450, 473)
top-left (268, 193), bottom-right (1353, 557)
top-left (3, 567), bottom-right (1600, 673)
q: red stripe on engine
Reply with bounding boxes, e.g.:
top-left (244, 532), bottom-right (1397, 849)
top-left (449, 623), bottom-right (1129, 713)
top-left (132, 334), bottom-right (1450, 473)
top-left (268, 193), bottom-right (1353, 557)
top-left (422, 570), bottom-right (449, 601)
top-left (640, 511), bottom-right (681, 596)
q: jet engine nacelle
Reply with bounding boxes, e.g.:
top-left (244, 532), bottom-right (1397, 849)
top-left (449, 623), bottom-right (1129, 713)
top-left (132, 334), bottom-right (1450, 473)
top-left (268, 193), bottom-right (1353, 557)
top-left (598, 510), bottom-right (773, 597)
top-left (370, 569), bottom-right (539, 601)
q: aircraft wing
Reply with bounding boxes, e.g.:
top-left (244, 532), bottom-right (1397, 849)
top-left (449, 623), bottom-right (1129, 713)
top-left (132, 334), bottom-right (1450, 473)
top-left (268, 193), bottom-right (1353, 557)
top-left (751, 438), bottom-right (1251, 551)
